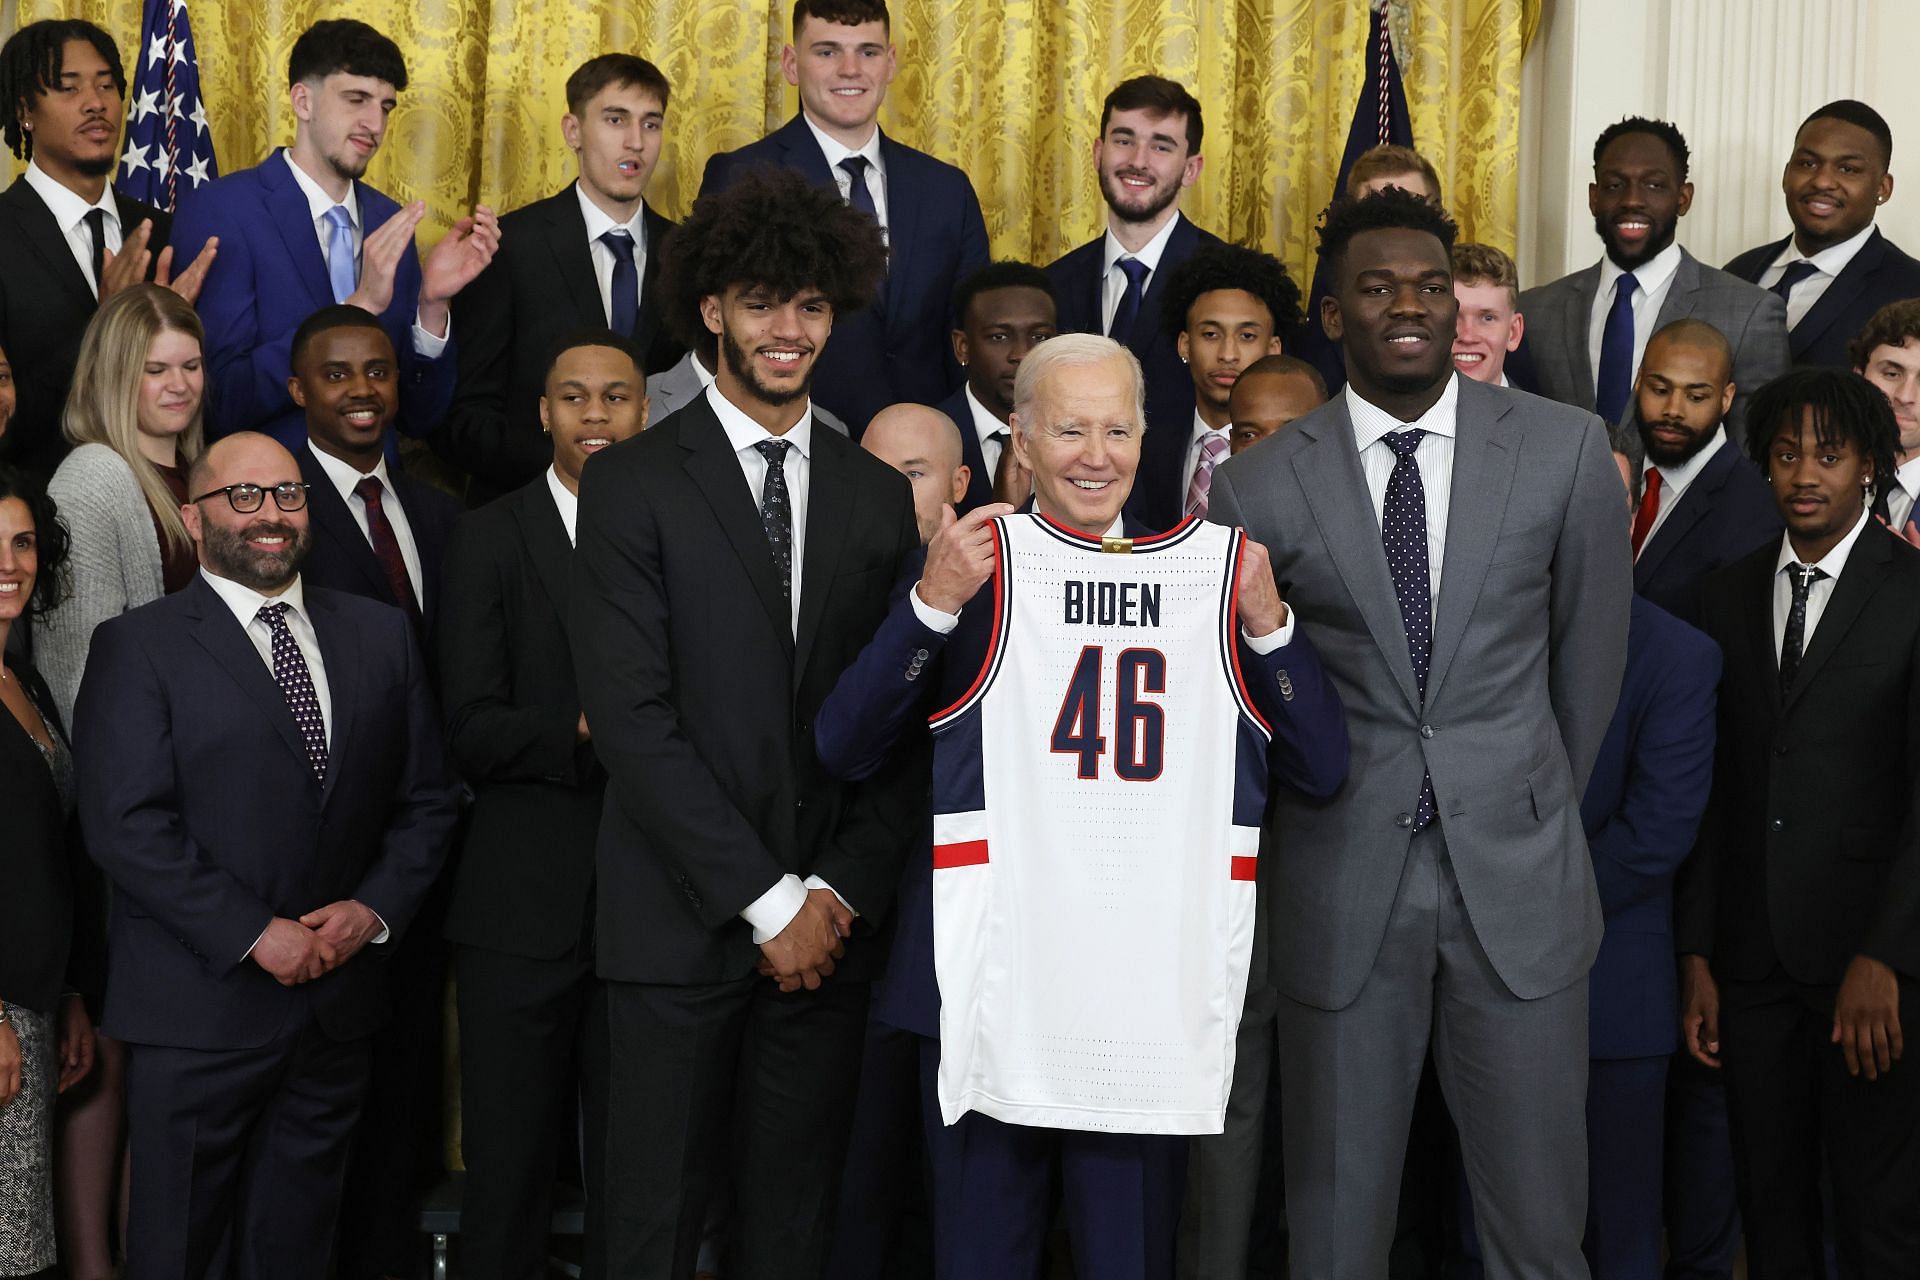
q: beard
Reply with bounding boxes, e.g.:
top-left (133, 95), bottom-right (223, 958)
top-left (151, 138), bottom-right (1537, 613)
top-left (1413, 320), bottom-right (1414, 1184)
top-left (1099, 167), bottom-right (1181, 227)
top-left (200, 520), bottom-right (310, 593)
top-left (1594, 212), bottom-right (1678, 270)
top-left (73, 152), bottom-right (116, 178)
top-left (1637, 418), bottom-right (1718, 468)
top-left (721, 329), bottom-right (811, 407)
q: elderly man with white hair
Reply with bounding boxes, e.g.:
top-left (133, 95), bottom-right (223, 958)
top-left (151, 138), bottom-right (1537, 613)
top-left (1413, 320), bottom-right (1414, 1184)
top-left (813, 334), bottom-right (1348, 1278)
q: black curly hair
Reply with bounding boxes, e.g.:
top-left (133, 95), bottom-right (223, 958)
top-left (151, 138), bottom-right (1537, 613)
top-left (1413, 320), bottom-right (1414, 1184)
top-left (0, 465), bottom-right (71, 617)
top-left (0, 19), bottom-right (126, 161)
top-left (1744, 369), bottom-right (1899, 504)
top-left (1594, 116), bottom-right (1691, 182)
top-left (658, 167), bottom-right (888, 352)
top-left (1159, 242), bottom-right (1302, 340)
top-left (1316, 188), bottom-right (1459, 288)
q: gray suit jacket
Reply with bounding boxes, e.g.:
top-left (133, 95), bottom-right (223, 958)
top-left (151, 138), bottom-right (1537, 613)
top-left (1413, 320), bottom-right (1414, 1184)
top-left (1210, 377), bottom-right (1629, 1008)
top-left (645, 352), bottom-right (851, 437)
top-left (1518, 246), bottom-right (1790, 437)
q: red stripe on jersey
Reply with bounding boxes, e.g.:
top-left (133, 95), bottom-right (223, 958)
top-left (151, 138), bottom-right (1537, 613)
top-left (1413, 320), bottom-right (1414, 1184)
top-left (1225, 536), bottom-right (1273, 735)
top-left (934, 840), bottom-right (990, 869)
top-left (1230, 855), bottom-right (1258, 882)
top-left (929, 526), bottom-right (1008, 724)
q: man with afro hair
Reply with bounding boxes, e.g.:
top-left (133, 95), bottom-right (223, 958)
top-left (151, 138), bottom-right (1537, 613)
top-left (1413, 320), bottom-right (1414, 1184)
top-left (572, 165), bottom-right (927, 1279)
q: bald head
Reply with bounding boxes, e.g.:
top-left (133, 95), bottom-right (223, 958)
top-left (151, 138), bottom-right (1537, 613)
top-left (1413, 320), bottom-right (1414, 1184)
top-left (187, 431), bottom-right (302, 497)
top-left (863, 403), bottom-right (973, 544)
top-left (1646, 318), bottom-right (1734, 383)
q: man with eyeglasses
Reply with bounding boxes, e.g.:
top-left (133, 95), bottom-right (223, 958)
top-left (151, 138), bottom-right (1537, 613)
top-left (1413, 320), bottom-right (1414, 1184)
top-left (72, 430), bottom-right (457, 1280)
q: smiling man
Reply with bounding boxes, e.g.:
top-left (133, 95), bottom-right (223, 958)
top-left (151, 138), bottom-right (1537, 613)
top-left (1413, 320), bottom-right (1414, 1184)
top-left (1520, 116), bottom-right (1789, 436)
top-left (1450, 242), bottom-right (1525, 386)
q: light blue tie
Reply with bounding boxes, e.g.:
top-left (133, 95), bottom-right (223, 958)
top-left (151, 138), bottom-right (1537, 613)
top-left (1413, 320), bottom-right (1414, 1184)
top-left (323, 204), bottom-right (357, 304)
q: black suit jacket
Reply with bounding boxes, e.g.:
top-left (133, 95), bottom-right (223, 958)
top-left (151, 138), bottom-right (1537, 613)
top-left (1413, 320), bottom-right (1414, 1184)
top-left (295, 444), bottom-right (460, 640)
top-left (1046, 213), bottom-right (1224, 530)
top-left (1723, 228), bottom-right (1920, 370)
top-left (571, 394), bottom-right (925, 983)
top-left (0, 177), bottom-right (171, 478)
top-left (442, 187), bottom-right (679, 501)
top-left (0, 657), bottom-right (93, 1014)
top-left (74, 575), bottom-right (458, 1050)
top-left (934, 382), bottom-right (996, 514)
top-left (1633, 442), bottom-right (1783, 626)
top-left (439, 479), bottom-right (603, 959)
top-left (1680, 525), bottom-right (1920, 984)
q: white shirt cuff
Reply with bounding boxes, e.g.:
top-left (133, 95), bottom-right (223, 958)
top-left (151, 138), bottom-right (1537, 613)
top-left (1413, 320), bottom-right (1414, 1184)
top-left (243, 923), bottom-right (271, 962)
top-left (1242, 611), bottom-right (1297, 654)
top-left (411, 316), bottom-right (451, 357)
top-left (742, 873), bottom-right (808, 945)
top-left (363, 905), bottom-right (391, 946)
top-left (803, 875), bottom-right (856, 920)
top-left (909, 583), bottom-right (961, 634)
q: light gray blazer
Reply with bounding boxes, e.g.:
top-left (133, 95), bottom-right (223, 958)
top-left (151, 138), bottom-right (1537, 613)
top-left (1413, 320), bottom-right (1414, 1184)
top-left (1210, 377), bottom-right (1630, 1008)
top-left (41, 443), bottom-right (167, 725)
top-left (646, 351), bottom-right (852, 436)
top-left (1518, 245), bottom-right (1791, 437)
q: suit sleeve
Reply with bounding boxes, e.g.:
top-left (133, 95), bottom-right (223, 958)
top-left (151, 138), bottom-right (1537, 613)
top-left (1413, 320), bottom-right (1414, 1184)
top-left (74, 619), bottom-right (275, 972)
top-left (1862, 600), bottom-right (1920, 977)
top-left (395, 241), bottom-right (456, 440)
top-left (439, 251), bottom-right (548, 490)
top-left (814, 565), bottom-right (951, 782)
top-left (1725, 291), bottom-right (1792, 437)
top-left (1550, 415), bottom-right (1633, 793)
top-left (172, 194), bottom-right (299, 438)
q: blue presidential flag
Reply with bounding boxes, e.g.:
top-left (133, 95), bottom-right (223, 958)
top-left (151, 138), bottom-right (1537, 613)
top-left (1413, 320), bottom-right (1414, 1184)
top-left (116, 0), bottom-right (218, 212)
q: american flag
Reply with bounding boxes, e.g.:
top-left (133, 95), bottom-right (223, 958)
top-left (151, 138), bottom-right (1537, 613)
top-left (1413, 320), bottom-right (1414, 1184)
top-left (116, 0), bottom-right (218, 212)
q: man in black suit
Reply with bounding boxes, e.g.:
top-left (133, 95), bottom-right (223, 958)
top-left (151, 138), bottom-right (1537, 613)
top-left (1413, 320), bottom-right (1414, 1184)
top-left (936, 261), bottom-right (1057, 514)
top-left (440, 333), bottom-right (647, 1280)
top-left (1045, 74), bottom-right (1224, 530)
top-left (1852, 300), bottom-right (1920, 543)
top-left (73, 430), bottom-right (455, 1280)
top-left (1680, 369), bottom-right (1920, 1276)
top-left (0, 19), bottom-right (216, 478)
top-left (1628, 319), bottom-right (1782, 625)
top-left (571, 168), bottom-right (924, 1278)
top-left (1724, 101), bottom-right (1920, 371)
top-left (442, 54), bottom-right (680, 503)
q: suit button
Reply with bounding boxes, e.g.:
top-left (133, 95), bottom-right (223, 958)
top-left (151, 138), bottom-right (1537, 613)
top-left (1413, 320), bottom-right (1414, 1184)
top-left (1769, 817), bottom-right (1785, 832)
top-left (1276, 672), bottom-right (1294, 700)
top-left (1774, 742), bottom-right (1789, 756)
top-left (796, 798), bottom-right (808, 811)
top-left (1395, 813), bottom-right (1414, 829)
top-left (1420, 724), bottom-right (1435, 739)
top-left (914, 649), bottom-right (931, 661)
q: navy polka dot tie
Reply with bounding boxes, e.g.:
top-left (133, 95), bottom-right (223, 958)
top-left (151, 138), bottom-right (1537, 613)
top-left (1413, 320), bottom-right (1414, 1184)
top-left (755, 439), bottom-right (794, 615)
top-left (258, 602), bottom-right (328, 783)
top-left (1382, 429), bottom-right (1437, 829)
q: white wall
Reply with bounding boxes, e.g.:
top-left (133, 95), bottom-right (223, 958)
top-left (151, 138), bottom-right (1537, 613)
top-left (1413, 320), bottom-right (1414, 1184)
top-left (1517, 0), bottom-right (1920, 288)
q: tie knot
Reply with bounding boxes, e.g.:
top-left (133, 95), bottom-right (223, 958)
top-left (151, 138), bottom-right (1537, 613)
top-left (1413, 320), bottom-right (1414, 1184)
top-left (754, 439), bottom-right (792, 467)
top-left (1644, 467), bottom-right (1663, 494)
top-left (599, 227), bottom-right (635, 259)
top-left (1791, 562), bottom-right (1828, 591)
top-left (1386, 428), bottom-right (1427, 459)
top-left (839, 156), bottom-right (870, 182)
top-left (1778, 260), bottom-right (1819, 286)
top-left (85, 207), bottom-right (107, 232)
top-left (324, 204), bottom-right (352, 232)
top-left (1616, 272), bottom-right (1639, 298)
top-left (1200, 431), bottom-right (1229, 462)
top-left (353, 476), bottom-right (384, 506)
top-left (257, 601), bottom-right (292, 628)
top-left (1116, 256), bottom-right (1150, 288)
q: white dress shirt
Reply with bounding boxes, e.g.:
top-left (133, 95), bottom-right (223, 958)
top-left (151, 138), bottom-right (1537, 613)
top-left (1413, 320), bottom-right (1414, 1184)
top-left (1587, 241), bottom-right (1684, 393)
top-left (1185, 408), bottom-right (1231, 496)
top-left (282, 150), bottom-right (449, 355)
top-left (546, 466), bottom-right (579, 545)
top-left (1888, 456), bottom-right (1920, 533)
top-left (1348, 374), bottom-right (1462, 604)
top-left (964, 384), bottom-right (1009, 479)
top-left (309, 446), bottom-right (426, 609)
top-left (25, 160), bottom-right (122, 296)
top-left (1756, 222), bottom-right (1877, 332)
top-left (1637, 427), bottom-right (1727, 553)
top-left (803, 115), bottom-right (888, 235)
top-left (1099, 213), bottom-right (1183, 335)
top-left (575, 181), bottom-right (648, 328)
top-left (1773, 509), bottom-right (1873, 659)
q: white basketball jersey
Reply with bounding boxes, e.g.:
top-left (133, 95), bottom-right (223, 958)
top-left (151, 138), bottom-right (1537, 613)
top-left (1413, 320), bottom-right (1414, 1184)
top-left (928, 513), bottom-right (1271, 1135)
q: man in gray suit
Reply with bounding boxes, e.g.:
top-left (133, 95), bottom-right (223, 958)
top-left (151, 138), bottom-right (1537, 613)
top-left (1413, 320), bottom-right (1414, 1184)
top-left (1519, 117), bottom-right (1789, 437)
top-left (1210, 189), bottom-right (1631, 1278)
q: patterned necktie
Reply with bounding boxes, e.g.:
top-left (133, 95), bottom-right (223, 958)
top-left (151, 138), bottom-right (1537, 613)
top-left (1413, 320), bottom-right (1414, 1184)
top-left (1770, 259), bottom-right (1819, 305)
top-left (839, 156), bottom-right (878, 220)
top-left (600, 228), bottom-right (639, 336)
top-left (257, 602), bottom-right (329, 782)
top-left (1382, 429), bottom-right (1437, 829)
top-left (1185, 430), bottom-right (1229, 519)
top-left (353, 477), bottom-right (422, 628)
top-left (323, 204), bottom-right (357, 304)
top-left (84, 207), bottom-right (108, 295)
top-left (1779, 562), bottom-right (1827, 695)
top-left (755, 439), bottom-right (795, 620)
top-left (1630, 468), bottom-right (1664, 559)
top-left (1108, 256), bottom-right (1151, 345)
top-left (1595, 271), bottom-right (1639, 425)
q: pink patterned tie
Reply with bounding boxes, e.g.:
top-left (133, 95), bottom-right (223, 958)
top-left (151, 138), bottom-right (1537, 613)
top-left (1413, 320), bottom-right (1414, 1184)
top-left (1185, 431), bottom-right (1229, 519)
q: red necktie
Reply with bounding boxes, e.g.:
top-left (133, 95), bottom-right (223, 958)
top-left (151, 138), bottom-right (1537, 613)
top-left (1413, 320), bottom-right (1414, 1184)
top-left (354, 477), bottom-right (423, 628)
top-left (1630, 468), bottom-right (1663, 558)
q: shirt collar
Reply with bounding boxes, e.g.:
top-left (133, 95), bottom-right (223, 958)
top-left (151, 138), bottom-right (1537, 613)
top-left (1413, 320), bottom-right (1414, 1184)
top-left (1895, 454), bottom-right (1920, 501)
top-left (963, 383), bottom-right (1008, 445)
top-left (1774, 507), bottom-right (1874, 579)
top-left (1598, 240), bottom-right (1684, 301)
top-left (307, 441), bottom-right (392, 507)
top-left (1643, 426), bottom-right (1727, 492)
top-left (803, 114), bottom-right (884, 175)
top-left (24, 159), bottom-right (117, 236)
top-left (545, 466), bottom-right (578, 545)
top-left (1102, 212), bottom-right (1183, 277)
top-left (200, 565), bottom-right (309, 629)
top-left (1191, 406), bottom-right (1228, 445)
top-left (574, 180), bottom-right (647, 252)
top-left (706, 382), bottom-right (815, 460)
top-left (283, 148), bottom-right (358, 227)
top-left (1767, 221), bottom-right (1877, 279)
top-left (1344, 372), bottom-right (1462, 451)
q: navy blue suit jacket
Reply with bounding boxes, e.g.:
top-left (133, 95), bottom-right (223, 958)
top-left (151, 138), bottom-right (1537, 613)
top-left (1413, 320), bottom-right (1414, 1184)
top-left (294, 443), bottom-right (461, 643)
top-left (1045, 214), bottom-right (1225, 531)
top-left (171, 153), bottom-right (457, 450)
top-left (698, 117), bottom-right (989, 436)
top-left (73, 575), bottom-right (458, 1051)
top-left (1633, 441), bottom-right (1783, 626)
top-left (814, 517), bottom-right (1349, 1037)
top-left (1582, 595), bottom-right (1720, 1060)
top-left (934, 382), bottom-right (997, 514)
top-left (1723, 228), bottom-right (1920, 370)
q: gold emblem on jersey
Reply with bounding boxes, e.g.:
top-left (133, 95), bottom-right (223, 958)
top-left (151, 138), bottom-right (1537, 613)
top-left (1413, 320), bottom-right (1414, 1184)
top-left (1100, 536), bottom-right (1133, 554)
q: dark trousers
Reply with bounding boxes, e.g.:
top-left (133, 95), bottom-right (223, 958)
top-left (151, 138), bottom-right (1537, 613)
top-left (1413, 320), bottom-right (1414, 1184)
top-left (602, 974), bottom-right (869, 1279)
top-left (825, 1016), bottom-right (932, 1278)
top-left (1720, 971), bottom-right (1920, 1279)
top-left (1664, 1051), bottom-right (1741, 1280)
top-left (1583, 1055), bottom-right (1670, 1280)
top-left (454, 944), bottom-right (609, 1280)
top-left (124, 1008), bottom-right (370, 1280)
top-left (1178, 983), bottom-right (1283, 1280)
top-left (919, 1035), bottom-right (1186, 1280)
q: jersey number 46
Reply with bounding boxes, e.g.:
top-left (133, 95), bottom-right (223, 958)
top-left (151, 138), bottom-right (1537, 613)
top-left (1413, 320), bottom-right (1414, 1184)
top-left (1050, 645), bottom-right (1166, 782)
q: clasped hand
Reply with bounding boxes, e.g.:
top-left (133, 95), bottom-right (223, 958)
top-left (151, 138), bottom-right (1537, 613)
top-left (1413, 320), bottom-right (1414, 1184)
top-left (757, 888), bottom-right (852, 994)
top-left (250, 900), bottom-right (381, 987)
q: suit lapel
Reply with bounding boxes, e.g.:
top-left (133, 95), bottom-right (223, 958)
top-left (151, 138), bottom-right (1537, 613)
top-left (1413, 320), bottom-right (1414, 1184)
top-left (1783, 524), bottom-right (1892, 711)
top-left (540, 190), bottom-right (605, 330)
top-left (776, 115), bottom-right (839, 189)
top-left (1562, 266), bottom-right (1600, 407)
top-left (1129, 214), bottom-right (1193, 360)
top-left (305, 589), bottom-right (359, 799)
top-left (1653, 249), bottom-right (1704, 329)
top-left (1791, 228), bottom-right (1886, 357)
top-left (1426, 381), bottom-right (1520, 702)
top-left (299, 447), bottom-right (391, 603)
top-left (1632, 442), bottom-right (1732, 587)
top-left (637, 203), bottom-right (674, 354)
top-left (1, 178), bottom-right (97, 307)
top-left (679, 398), bottom-right (795, 657)
top-left (514, 479), bottom-right (575, 625)
top-left (1738, 550), bottom-right (1784, 718)
top-left (182, 577), bottom-right (316, 780)
top-left (873, 134), bottom-right (915, 321)
top-left (794, 424), bottom-right (851, 682)
top-left (260, 157), bottom-right (336, 313)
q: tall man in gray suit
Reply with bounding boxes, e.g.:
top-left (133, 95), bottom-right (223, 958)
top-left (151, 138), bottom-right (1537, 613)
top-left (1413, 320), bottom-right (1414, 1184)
top-left (1210, 189), bottom-right (1631, 1278)
top-left (1519, 117), bottom-right (1789, 437)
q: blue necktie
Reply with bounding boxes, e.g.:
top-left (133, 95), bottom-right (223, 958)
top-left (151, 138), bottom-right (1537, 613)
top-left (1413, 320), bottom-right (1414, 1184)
top-left (1770, 259), bottom-right (1819, 306)
top-left (1382, 429), bottom-right (1437, 829)
top-left (1108, 256), bottom-right (1151, 345)
top-left (1595, 271), bottom-right (1639, 425)
top-left (839, 156), bottom-right (878, 220)
top-left (323, 204), bottom-right (357, 304)
top-left (601, 228), bottom-right (638, 337)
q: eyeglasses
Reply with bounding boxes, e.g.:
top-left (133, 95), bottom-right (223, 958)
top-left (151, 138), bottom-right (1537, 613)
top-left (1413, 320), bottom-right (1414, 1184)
top-left (190, 482), bottom-right (311, 513)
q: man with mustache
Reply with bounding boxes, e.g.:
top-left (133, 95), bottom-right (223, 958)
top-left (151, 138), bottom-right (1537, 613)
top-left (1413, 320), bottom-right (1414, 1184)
top-left (1725, 101), bottom-right (1920, 371)
top-left (1520, 117), bottom-right (1789, 437)
top-left (1047, 74), bottom-right (1225, 531)
top-left (73, 430), bottom-right (456, 1280)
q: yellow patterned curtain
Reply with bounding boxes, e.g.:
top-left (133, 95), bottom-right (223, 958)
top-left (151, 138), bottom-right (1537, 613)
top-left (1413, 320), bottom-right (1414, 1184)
top-left (8, 0), bottom-right (1532, 302)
